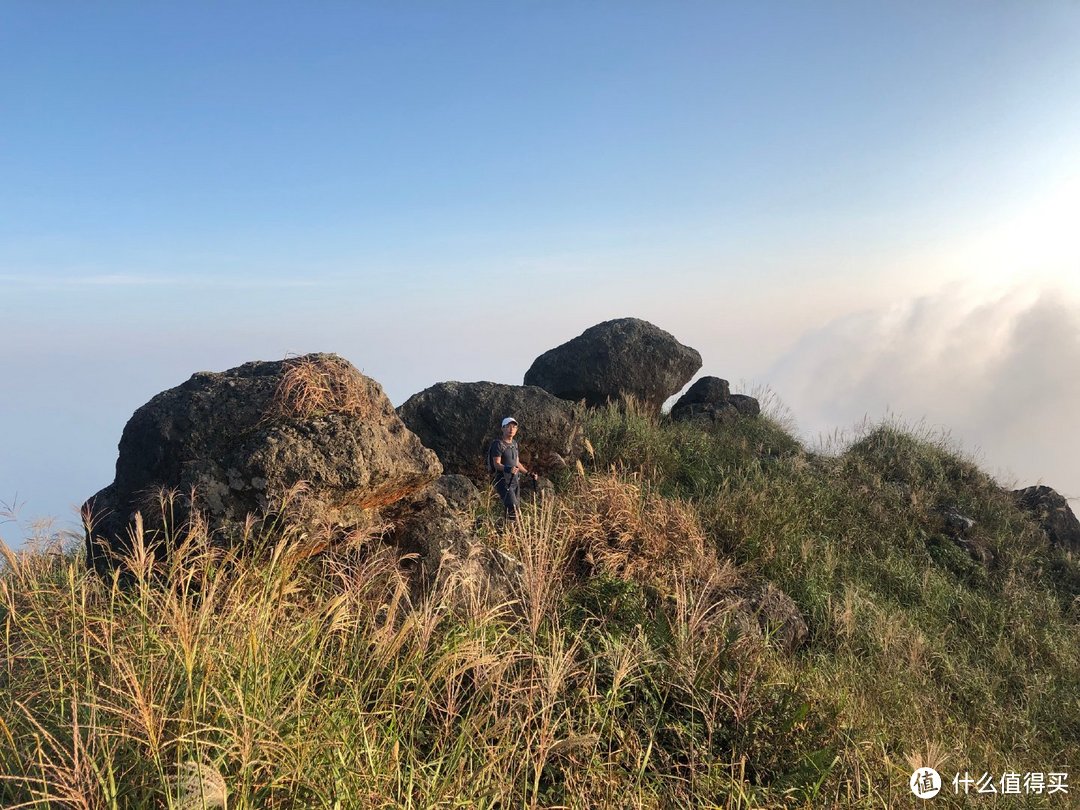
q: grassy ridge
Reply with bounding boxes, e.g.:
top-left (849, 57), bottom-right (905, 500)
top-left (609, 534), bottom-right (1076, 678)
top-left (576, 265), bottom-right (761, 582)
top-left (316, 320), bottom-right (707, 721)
top-left (1, 405), bottom-right (1077, 808)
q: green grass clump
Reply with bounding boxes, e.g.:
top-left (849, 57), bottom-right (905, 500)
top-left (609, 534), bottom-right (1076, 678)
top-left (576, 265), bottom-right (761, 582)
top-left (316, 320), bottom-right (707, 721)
top-left (2, 404), bottom-right (1077, 808)
top-left (583, 399), bottom-right (803, 500)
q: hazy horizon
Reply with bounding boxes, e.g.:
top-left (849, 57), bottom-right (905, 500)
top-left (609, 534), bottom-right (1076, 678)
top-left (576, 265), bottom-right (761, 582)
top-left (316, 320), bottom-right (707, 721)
top-left (4, 2), bottom-right (1080, 547)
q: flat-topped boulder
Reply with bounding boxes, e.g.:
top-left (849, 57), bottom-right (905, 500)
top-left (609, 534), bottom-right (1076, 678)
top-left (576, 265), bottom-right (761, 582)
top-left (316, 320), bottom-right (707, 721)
top-left (83, 353), bottom-right (440, 572)
top-left (397, 381), bottom-right (582, 484)
top-left (523, 318), bottom-right (702, 414)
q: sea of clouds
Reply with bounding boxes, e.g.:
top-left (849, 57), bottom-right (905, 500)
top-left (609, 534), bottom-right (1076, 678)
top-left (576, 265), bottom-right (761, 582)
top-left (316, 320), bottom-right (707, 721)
top-left (767, 282), bottom-right (1080, 499)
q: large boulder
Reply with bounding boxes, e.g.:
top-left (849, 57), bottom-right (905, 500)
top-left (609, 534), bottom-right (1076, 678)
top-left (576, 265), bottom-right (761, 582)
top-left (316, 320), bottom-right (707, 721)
top-left (1013, 485), bottom-right (1080, 554)
top-left (83, 354), bottom-right (440, 572)
top-left (523, 318), bottom-right (702, 414)
top-left (397, 381), bottom-right (582, 484)
top-left (670, 376), bottom-right (760, 424)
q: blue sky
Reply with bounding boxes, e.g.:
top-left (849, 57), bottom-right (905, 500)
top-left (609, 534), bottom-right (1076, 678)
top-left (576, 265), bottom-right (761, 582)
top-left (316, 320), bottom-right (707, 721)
top-left (3, 3), bottom-right (1080, 545)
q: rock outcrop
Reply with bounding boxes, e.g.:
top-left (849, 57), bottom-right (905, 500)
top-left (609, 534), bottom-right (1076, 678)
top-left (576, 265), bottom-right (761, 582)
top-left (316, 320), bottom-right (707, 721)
top-left (523, 318), bottom-right (701, 414)
top-left (670, 376), bottom-right (760, 424)
top-left (384, 481), bottom-right (523, 608)
top-left (1013, 485), bottom-right (1080, 554)
top-left (748, 582), bottom-right (810, 654)
top-left (935, 505), bottom-right (993, 566)
top-left (728, 582), bottom-right (809, 655)
top-left (397, 381), bottom-right (582, 484)
top-left (432, 474), bottom-right (481, 513)
top-left (83, 354), bottom-right (440, 572)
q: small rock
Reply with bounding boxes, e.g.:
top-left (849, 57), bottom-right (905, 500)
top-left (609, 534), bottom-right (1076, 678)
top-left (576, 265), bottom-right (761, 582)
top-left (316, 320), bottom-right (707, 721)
top-left (938, 506), bottom-right (976, 537)
top-left (670, 376), bottom-right (759, 424)
top-left (728, 582), bottom-right (809, 654)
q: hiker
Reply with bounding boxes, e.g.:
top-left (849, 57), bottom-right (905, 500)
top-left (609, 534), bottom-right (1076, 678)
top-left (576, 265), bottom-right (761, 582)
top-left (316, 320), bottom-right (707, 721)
top-left (488, 416), bottom-right (537, 521)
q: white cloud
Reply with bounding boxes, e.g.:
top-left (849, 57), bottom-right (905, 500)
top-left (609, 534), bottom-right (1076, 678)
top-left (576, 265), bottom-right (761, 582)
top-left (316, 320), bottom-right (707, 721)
top-left (768, 282), bottom-right (1080, 498)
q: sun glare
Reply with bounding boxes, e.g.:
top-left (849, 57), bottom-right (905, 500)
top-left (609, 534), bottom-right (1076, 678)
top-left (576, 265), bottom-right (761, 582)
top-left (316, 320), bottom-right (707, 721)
top-left (948, 171), bottom-right (1080, 299)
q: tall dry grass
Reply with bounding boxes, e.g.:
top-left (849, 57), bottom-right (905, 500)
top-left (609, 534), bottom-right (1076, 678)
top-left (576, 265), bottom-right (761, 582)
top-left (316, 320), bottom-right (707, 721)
top-left (269, 354), bottom-right (377, 421)
top-left (1, 472), bottom-right (819, 809)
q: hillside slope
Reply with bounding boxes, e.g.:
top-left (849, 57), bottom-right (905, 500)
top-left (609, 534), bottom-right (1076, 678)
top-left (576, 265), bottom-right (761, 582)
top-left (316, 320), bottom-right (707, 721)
top-left (1, 405), bottom-right (1077, 808)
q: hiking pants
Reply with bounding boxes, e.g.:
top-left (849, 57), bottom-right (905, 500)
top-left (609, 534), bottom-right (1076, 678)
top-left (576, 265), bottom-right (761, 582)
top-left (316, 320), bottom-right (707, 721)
top-left (493, 474), bottom-right (520, 521)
